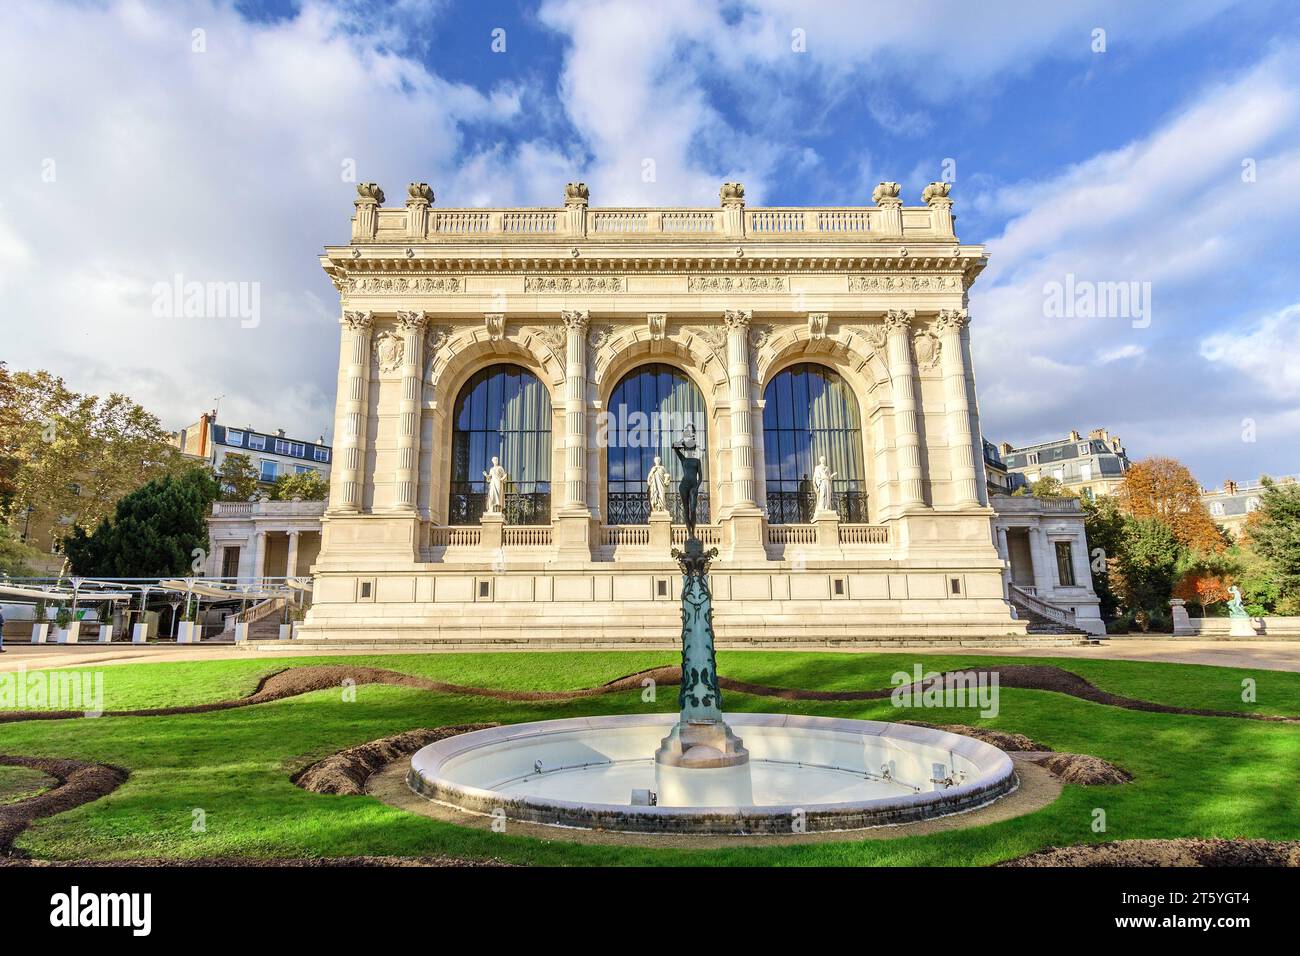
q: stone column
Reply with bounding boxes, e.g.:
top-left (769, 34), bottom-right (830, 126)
top-left (872, 182), bottom-right (902, 236)
top-left (995, 525), bottom-right (1011, 598)
top-left (330, 311), bottom-right (373, 513)
top-left (285, 531), bottom-right (300, 578)
top-left (1029, 526), bottom-right (1049, 592)
top-left (1071, 531), bottom-right (1093, 589)
top-left (405, 183), bottom-right (433, 239)
top-left (563, 183), bottom-right (589, 237)
top-left (885, 309), bottom-right (924, 508)
top-left (922, 182), bottom-right (955, 238)
top-left (352, 183), bottom-right (384, 242)
top-left (720, 182), bottom-right (746, 239)
top-left (395, 311), bottom-right (427, 512)
top-left (561, 310), bottom-right (590, 512)
top-left (936, 309), bottom-right (980, 507)
top-left (724, 309), bottom-right (758, 511)
top-left (252, 531), bottom-right (267, 585)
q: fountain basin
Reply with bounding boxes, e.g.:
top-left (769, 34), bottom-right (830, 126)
top-left (408, 713), bottom-right (1016, 834)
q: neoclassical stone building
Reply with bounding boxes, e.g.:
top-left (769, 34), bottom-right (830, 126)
top-left (301, 181), bottom-right (1080, 643)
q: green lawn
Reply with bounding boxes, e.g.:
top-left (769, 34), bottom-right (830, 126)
top-left (1, 651), bottom-right (1297, 865)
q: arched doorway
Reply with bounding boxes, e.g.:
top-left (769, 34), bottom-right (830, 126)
top-left (604, 363), bottom-right (709, 525)
top-left (449, 364), bottom-right (552, 525)
top-left (762, 363), bottom-right (867, 523)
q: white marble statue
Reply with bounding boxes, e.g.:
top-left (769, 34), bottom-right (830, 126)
top-left (647, 456), bottom-right (670, 513)
top-left (483, 456), bottom-right (507, 514)
top-left (813, 455), bottom-right (837, 514)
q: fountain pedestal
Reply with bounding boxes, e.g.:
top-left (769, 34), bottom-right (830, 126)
top-left (654, 537), bottom-right (753, 806)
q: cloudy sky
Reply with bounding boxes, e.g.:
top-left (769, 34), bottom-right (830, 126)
top-left (2, 0), bottom-right (1298, 488)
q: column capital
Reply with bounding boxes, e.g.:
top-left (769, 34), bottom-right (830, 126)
top-left (561, 309), bottom-right (591, 333)
top-left (396, 310), bottom-right (428, 333)
top-left (884, 309), bottom-right (915, 333)
top-left (935, 308), bottom-right (969, 334)
top-left (723, 308), bottom-right (752, 330)
top-left (342, 310), bottom-right (373, 331)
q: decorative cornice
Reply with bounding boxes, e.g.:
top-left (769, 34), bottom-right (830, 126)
top-left (526, 275), bottom-right (624, 293)
top-left (687, 275), bottom-right (787, 293)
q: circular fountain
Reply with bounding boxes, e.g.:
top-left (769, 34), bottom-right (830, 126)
top-left (409, 713), bottom-right (1016, 834)
top-left (407, 537), bottom-right (1016, 835)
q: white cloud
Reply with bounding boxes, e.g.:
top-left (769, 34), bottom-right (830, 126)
top-left (1201, 302), bottom-right (1300, 398)
top-left (1094, 344), bottom-right (1145, 365)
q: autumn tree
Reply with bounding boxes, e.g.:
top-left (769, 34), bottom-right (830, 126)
top-left (217, 453), bottom-right (260, 501)
top-left (1118, 457), bottom-right (1226, 553)
top-left (0, 369), bottom-right (185, 556)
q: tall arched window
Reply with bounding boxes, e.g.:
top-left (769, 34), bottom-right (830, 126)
top-left (449, 364), bottom-right (552, 525)
top-left (605, 363), bottom-right (709, 525)
top-left (763, 363), bottom-right (867, 523)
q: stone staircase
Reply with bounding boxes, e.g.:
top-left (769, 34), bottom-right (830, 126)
top-left (1008, 593), bottom-right (1092, 638)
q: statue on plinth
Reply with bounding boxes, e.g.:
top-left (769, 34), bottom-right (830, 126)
top-left (1227, 585), bottom-right (1248, 619)
top-left (647, 455), bottom-right (670, 514)
top-left (813, 455), bottom-right (837, 514)
top-left (483, 456), bottom-right (507, 514)
top-left (672, 424), bottom-right (702, 535)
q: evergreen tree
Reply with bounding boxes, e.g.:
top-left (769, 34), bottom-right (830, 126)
top-left (1247, 477), bottom-right (1300, 613)
top-left (1115, 518), bottom-right (1184, 629)
top-left (63, 466), bottom-right (218, 577)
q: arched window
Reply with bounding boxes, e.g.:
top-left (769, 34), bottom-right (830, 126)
top-left (605, 363), bottom-right (709, 525)
top-left (449, 364), bottom-right (551, 525)
top-left (763, 363), bottom-right (867, 523)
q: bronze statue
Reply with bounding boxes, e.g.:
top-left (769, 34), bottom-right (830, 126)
top-left (672, 424), bottom-right (702, 537)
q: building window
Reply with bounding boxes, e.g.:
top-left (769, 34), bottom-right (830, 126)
top-left (227, 430), bottom-right (244, 446)
top-left (275, 439), bottom-right (290, 455)
top-left (1027, 452), bottom-right (1039, 465)
top-left (1082, 487), bottom-right (1095, 501)
top-left (1055, 541), bottom-right (1076, 586)
top-left (450, 364), bottom-right (552, 525)
top-left (605, 363), bottom-right (709, 525)
top-left (247, 434), bottom-right (265, 451)
top-left (313, 446), bottom-right (330, 462)
top-left (260, 460), bottom-right (278, 482)
top-left (1079, 463), bottom-right (1092, 482)
top-left (294, 465), bottom-right (315, 475)
top-left (1211, 501), bottom-right (1224, 516)
top-left (1077, 443), bottom-right (1090, 456)
top-left (762, 363), bottom-right (867, 524)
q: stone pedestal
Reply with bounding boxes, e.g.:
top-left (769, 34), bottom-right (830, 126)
top-left (479, 511), bottom-right (504, 552)
top-left (813, 509), bottom-right (843, 557)
top-left (553, 510), bottom-right (594, 560)
top-left (131, 623), bottom-right (147, 644)
top-left (648, 510), bottom-right (672, 551)
top-left (1229, 616), bottom-right (1258, 637)
top-left (97, 625), bottom-right (113, 644)
top-left (724, 509), bottom-right (768, 561)
top-left (1169, 598), bottom-right (1193, 636)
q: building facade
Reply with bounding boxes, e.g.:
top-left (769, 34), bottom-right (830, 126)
top-left (175, 412), bottom-right (332, 491)
top-left (1201, 474), bottom-right (1300, 539)
top-left (205, 498), bottom-right (325, 582)
top-left (998, 427), bottom-right (1130, 500)
top-left (300, 181), bottom-right (1093, 644)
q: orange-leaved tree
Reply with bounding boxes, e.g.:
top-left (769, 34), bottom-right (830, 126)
top-left (1118, 456), bottom-right (1226, 553)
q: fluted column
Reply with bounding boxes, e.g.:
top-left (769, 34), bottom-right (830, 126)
top-left (723, 309), bottom-right (758, 510)
top-left (394, 311), bottom-right (427, 512)
top-left (285, 531), bottom-right (300, 578)
top-left (252, 531), bottom-right (267, 585)
top-left (885, 309), bottom-right (924, 508)
top-left (936, 309), bottom-right (980, 507)
top-left (330, 311), bottom-right (373, 512)
top-left (561, 310), bottom-right (590, 511)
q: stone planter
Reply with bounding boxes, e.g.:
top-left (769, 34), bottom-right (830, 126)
top-left (32, 623), bottom-right (50, 644)
top-left (62, 621), bottom-right (82, 644)
top-left (233, 623), bottom-right (250, 643)
top-left (278, 624), bottom-right (293, 641)
top-left (177, 621), bottom-right (201, 644)
top-left (131, 623), bottom-right (148, 644)
top-left (98, 624), bottom-right (114, 643)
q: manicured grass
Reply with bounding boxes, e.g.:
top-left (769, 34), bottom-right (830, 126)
top-left (0, 651), bottom-right (1297, 865)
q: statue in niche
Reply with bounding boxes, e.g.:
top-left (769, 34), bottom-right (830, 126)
top-left (813, 455), bottom-right (837, 514)
top-left (483, 456), bottom-right (507, 515)
top-left (672, 423), bottom-right (703, 536)
top-left (647, 456), bottom-right (670, 514)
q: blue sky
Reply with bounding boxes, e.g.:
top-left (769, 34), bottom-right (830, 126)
top-left (2, 0), bottom-right (1299, 489)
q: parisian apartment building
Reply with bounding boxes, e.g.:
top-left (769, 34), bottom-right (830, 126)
top-left (174, 411), bottom-right (332, 490)
top-left (996, 428), bottom-right (1131, 500)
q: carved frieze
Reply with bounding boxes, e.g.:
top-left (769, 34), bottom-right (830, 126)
top-left (847, 275), bottom-right (962, 293)
top-left (687, 275), bottom-right (787, 293)
top-left (525, 276), bottom-right (625, 293)
top-left (348, 276), bottom-right (462, 294)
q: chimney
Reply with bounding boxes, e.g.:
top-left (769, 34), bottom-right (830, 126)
top-left (1110, 435), bottom-right (1122, 451)
top-left (276, 428), bottom-right (286, 438)
top-left (998, 441), bottom-right (1013, 455)
top-left (1089, 427), bottom-right (1105, 440)
top-left (1225, 479), bottom-right (1237, 495)
top-left (1068, 429), bottom-right (1081, 442)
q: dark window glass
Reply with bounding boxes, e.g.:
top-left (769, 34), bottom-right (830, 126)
top-left (605, 363), bottom-right (709, 525)
top-left (449, 364), bottom-right (552, 525)
top-left (762, 363), bottom-right (867, 524)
